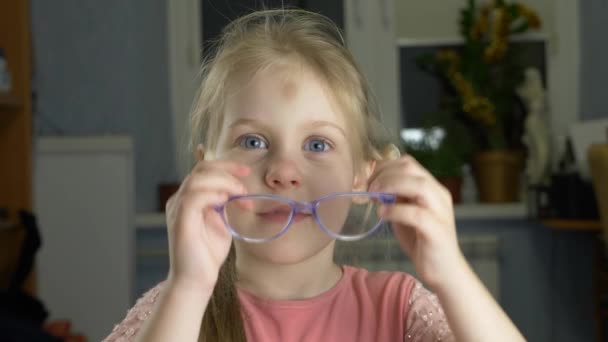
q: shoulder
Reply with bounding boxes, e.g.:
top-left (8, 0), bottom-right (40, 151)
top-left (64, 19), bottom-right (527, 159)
top-left (404, 281), bottom-right (455, 341)
top-left (344, 265), bottom-right (418, 316)
top-left (346, 266), bottom-right (455, 341)
top-left (345, 265), bottom-right (417, 297)
top-left (102, 282), bottom-right (165, 342)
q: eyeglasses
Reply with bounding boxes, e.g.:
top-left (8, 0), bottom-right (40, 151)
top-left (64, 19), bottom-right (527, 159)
top-left (215, 192), bottom-right (396, 243)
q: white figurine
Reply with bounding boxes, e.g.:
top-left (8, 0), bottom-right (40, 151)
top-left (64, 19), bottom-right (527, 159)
top-left (516, 67), bottom-right (551, 185)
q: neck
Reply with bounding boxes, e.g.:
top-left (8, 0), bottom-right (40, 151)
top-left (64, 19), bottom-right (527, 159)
top-left (235, 243), bottom-right (343, 301)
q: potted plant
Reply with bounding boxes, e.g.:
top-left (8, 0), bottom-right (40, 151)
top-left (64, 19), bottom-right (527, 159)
top-left (402, 118), bottom-right (473, 203)
top-left (417, 0), bottom-right (542, 202)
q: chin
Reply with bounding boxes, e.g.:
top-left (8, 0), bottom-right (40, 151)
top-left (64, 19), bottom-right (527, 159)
top-left (236, 234), bottom-right (335, 266)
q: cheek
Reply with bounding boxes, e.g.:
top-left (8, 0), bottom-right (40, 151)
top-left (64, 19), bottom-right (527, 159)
top-left (217, 149), bottom-right (265, 164)
top-left (303, 163), bottom-right (356, 192)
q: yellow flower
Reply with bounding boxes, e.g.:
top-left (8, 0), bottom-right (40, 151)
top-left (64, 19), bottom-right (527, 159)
top-left (437, 50), bottom-right (460, 68)
top-left (484, 7), bottom-right (510, 62)
top-left (517, 4), bottom-right (541, 29)
top-left (448, 70), bottom-right (497, 127)
top-left (470, 4), bottom-right (492, 41)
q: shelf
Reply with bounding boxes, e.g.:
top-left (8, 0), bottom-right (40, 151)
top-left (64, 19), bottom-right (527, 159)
top-left (542, 219), bottom-right (602, 232)
top-left (455, 202), bottom-right (527, 220)
top-left (135, 202), bottom-right (528, 230)
top-left (396, 33), bottom-right (547, 48)
top-left (0, 94), bottom-right (22, 110)
top-left (136, 212), bottom-right (167, 229)
top-left (0, 220), bottom-right (18, 231)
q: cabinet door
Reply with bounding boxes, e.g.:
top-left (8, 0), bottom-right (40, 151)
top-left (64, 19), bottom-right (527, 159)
top-left (35, 137), bottom-right (134, 341)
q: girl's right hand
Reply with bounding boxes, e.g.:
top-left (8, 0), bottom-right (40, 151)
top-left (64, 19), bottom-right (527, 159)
top-left (164, 159), bottom-right (250, 291)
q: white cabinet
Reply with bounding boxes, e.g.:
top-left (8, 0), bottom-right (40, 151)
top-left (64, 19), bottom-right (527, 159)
top-left (34, 136), bottom-right (135, 341)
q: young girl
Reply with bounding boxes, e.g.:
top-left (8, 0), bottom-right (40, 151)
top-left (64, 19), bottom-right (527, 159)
top-left (105, 9), bottom-right (524, 342)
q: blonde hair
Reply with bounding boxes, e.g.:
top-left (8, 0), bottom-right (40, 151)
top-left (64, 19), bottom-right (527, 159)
top-left (190, 8), bottom-right (398, 342)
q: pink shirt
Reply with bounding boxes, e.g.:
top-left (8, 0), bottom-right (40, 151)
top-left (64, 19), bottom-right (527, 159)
top-left (104, 266), bottom-right (454, 341)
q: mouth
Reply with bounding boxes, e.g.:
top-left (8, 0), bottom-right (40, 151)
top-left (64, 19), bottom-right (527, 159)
top-left (257, 205), bottom-right (312, 223)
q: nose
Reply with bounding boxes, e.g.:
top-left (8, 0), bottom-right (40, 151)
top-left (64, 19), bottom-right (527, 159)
top-left (264, 155), bottom-right (302, 190)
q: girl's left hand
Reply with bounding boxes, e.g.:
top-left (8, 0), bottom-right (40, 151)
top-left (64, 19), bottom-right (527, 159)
top-left (368, 155), bottom-right (466, 289)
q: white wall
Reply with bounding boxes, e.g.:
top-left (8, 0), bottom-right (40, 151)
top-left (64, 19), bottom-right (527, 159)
top-left (344, 0), bottom-right (402, 140)
top-left (167, 0), bottom-right (202, 179)
top-left (395, 0), bottom-right (554, 40)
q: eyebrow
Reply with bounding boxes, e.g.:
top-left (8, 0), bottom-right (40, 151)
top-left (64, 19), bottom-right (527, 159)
top-left (228, 117), bottom-right (347, 136)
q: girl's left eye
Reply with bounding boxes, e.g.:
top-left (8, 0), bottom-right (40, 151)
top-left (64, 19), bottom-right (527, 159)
top-left (304, 138), bottom-right (332, 152)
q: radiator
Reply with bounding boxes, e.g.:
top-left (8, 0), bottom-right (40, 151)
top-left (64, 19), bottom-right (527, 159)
top-left (335, 231), bottom-right (501, 299)
top-left (136, 229), bottom-right (501, 300)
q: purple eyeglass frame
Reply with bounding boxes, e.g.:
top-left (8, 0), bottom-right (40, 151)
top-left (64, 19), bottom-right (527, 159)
top-left (214, 192), bottom-right (396, 243)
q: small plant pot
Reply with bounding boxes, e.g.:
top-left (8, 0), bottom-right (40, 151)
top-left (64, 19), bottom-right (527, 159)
top-left (158, 183), bottom-right (180, 211)
top-left (438, 176), bottom-right (463, 203)
top-left (472, 150), bottom-right (524, 203)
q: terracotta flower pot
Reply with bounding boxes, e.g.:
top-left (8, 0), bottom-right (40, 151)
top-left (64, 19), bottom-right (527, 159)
top-left (438, 176), bottom-right (463, 203)
top-left (472, 150), bottom-right (525, 203)
top-left (158, 183), bottom-right (180, 211)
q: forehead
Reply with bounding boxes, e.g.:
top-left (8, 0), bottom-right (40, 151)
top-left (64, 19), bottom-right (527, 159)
top-left (224, 65), bottom-right (346, 125)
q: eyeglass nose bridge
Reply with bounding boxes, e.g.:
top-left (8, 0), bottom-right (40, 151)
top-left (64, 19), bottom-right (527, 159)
top-left (291, 201), bottom-right (315, 214)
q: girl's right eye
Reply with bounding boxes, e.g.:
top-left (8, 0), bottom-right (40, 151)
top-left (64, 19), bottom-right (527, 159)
top-left (238, 135), bottom-right (268, 149)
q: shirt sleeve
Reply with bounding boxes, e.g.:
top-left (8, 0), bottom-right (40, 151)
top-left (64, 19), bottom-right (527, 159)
top-left (102, 283), bottom-right (164, 342)
top-left (404, 281), bottom-right (455, 342)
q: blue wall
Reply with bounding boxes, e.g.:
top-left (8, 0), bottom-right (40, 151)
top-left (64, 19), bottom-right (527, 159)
top-left (580, 0), bottom-right (608, 121)
top-left (30, 0), bottom-right (177, 212)
top-left (459, 219), bottom-right (595, 342)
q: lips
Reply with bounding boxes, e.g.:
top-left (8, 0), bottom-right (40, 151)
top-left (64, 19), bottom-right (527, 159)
top-left (257, 206), bottom-right (311, 223)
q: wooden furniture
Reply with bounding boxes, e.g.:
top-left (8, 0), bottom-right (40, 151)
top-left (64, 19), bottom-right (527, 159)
top-left (542, 219), bottom-right (602, 232)
top-left (539, 142), bottom-right (607, 341)
top-left (0, 0), bottom-right (33, 294)
top-left (588, 142), bottom-right (608, 342)
top-left (589, 143), bottom-right (608, 243)
top-left (0, 222), bottom-right (24, 289)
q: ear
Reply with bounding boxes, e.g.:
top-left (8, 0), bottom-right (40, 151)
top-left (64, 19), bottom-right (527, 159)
top-left (195, 144), bottom-right (205, 162)
top-left (352, 159), bottom-right (376, 192)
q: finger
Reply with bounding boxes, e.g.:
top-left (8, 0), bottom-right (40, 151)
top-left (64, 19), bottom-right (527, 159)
top-left (371, 170), bottom-right (451, 213)
top-left (192, 160), bottom-right (251, 178)
top-left (401, 154), bottom-right (436, 179)
top-left (202, 206), bottom-right (233, 242)
top-left (184, 170), bottom-right (248, 196)
top-left (389, 221), bottom-right (417, 255)
top-left (378, 203), bottom-right (438, 238)
top-left (174, 191), bottom-right (231, 237)
top-left (368, 156), bottom-right (426, 191)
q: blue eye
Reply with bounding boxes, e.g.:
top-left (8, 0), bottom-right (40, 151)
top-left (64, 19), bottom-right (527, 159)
top-left (239, 135), bottom-right (267, 149)
top-left (304, 138), bottom-right (331, 152)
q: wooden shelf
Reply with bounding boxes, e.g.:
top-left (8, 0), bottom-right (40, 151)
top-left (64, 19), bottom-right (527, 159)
top-left (0, 94), bottom-right (22, 109)
top-left (542, 219), bottom-right (603, 232)
top-left (454, 202), bottom-right (527, 220)
top-left (0, 219), bottom-right (17, 231)
top-left (136, 212), bottom-right (166, 229)
top-left (1, 0), bottom-right (34, 295)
